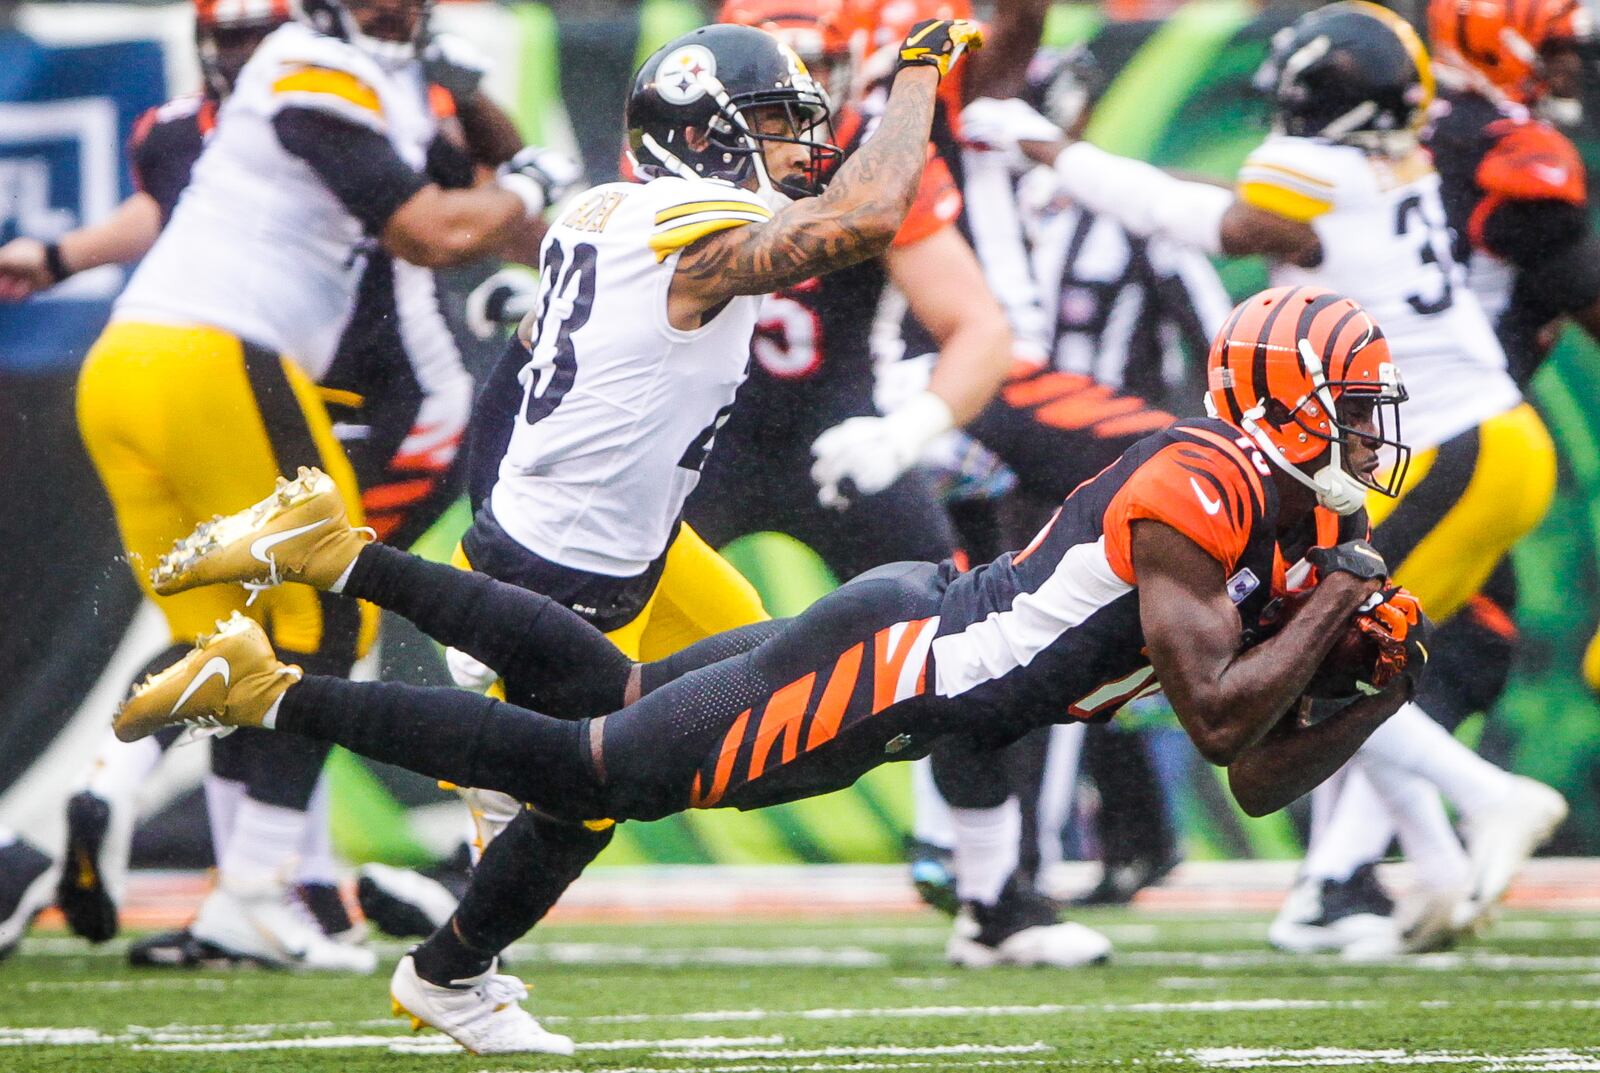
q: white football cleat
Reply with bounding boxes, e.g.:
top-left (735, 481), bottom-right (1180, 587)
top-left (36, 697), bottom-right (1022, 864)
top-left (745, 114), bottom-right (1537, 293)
top-left (189, 876), bottom-right (377, 973)
top-left (1268, 865), bottom-right (1395, 954)
top-left (1342, 884), bottom-right (1464, 960)
top-left (1464, 775), bottom-right (1567, 911)
top-left (390, 954), bottom-right (575, 1055)
top-left (945, 877), bottom-right (1111, 968)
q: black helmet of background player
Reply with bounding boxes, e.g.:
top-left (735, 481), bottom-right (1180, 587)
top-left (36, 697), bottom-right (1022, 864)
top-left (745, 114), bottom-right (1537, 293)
top-left (1255, 1), bottom-right (1435, 156)
top-left (195, 0), bottom-right (290, 98)
top-left (299, 0), bottom-right (430, 68)
top-left (1023, 44), bottom-right (1106, 139)
top-left (627, 24), bottom-right (843, 201)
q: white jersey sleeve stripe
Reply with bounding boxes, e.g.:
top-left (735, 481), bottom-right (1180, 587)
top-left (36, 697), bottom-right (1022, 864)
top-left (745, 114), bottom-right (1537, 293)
top-left (932, 535), bottom-right (1134, 699)
top-left (649, 213), bottom-right (770, 261)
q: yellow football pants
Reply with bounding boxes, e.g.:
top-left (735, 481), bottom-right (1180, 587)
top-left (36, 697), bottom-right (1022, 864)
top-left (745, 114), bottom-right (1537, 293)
top-left (452, 522), bottom-right (768, 662)
top-left (1367, 402), bottom-right (1556, 624)
top-left (77, 321), bottom-right (378, 659)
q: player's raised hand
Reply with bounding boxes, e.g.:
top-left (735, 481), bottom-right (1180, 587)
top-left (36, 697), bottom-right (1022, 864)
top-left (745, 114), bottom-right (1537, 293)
top-left (0, 237), bottom-right (56, 301)
top-left (896, 18), bottom-right (984, 81)
top-left (810, 392), bottom-right (954, 509)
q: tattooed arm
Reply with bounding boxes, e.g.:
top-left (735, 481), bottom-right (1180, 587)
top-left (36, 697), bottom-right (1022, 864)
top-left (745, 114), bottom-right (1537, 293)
top-left (667, 65), bottom-right (940, 329)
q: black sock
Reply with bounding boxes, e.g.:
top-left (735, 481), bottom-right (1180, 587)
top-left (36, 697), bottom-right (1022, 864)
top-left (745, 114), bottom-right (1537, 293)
top-left (447, 810), bottom-right (614, 962)
top-left (411, 921), bottom-right (498, 985)
top-left (274, 676), bottom-right (608, 817)
top-left (344, 543), bottom-right (631, 716)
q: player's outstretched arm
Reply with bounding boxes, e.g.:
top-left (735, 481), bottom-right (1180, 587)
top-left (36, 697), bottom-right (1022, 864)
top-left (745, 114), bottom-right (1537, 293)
top-left (960, 98), bottom-right (1321, 266)
top-left (0, 192), bottom-right (162, 301)
top-left (1133, 520), bottom-right (1383, 767)
top-left (670, 20), bottom-right (981, 321)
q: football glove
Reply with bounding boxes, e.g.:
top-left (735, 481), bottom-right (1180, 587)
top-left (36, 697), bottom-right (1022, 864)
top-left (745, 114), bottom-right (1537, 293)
top-left (466, 268), bottom-right (541, 340)
top-left (497, 146), bottom-right (585, 218)
top-left (421, 31), bottom-right (491, 102)
top-left (959, 97), bottom-right (1062, 171)
top-left (1305, 539), bottom-right (1389, 582)
top-left (810, 391), bottom-right (954, 510)
top-left (1355, 585), bottom-right (1432, 694)
top-left (896, 18), bottom-right (984, 80)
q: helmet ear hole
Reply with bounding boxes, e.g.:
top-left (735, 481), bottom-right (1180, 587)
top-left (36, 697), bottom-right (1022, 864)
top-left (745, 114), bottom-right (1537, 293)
top-left (1262, 398), bottom-right (1295, 427)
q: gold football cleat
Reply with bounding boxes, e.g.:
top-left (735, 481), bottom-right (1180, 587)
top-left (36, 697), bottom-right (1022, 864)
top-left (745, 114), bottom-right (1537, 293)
top-left (113, 613), bottom-right (301, 743)
top-left (150, 466), bottom-right (371, 598)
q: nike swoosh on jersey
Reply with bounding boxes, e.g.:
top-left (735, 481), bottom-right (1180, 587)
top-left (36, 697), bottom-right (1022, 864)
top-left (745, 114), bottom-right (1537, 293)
top-left (250, 520), bottom-right (329, 564)
top-left (171, 656), bottom-right (231, 717)
top-left (1189, 477), bottom-right (1223, 516)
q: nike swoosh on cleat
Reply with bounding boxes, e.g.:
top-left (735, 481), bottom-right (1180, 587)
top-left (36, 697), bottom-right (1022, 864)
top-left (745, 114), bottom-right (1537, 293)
top-left (249, 519), bottom-right (329, 565)
top-left (170, 656), bottom-right (231, 718)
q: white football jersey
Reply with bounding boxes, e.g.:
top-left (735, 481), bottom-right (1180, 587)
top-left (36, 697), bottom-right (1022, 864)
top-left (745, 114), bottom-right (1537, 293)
top-left (1238, 136), bottom-right (1520, 450)
top-left (114, 22), bottom-right (437, 378)
top-left (489, 177), bottom-right (771, 576)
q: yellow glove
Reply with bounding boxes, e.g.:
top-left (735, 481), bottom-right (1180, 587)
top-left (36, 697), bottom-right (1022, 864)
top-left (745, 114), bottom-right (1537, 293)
top-left (896, 18), bottom-right (984, 80)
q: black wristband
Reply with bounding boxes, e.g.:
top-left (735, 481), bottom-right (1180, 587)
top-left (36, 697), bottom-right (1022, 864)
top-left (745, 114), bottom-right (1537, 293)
top-left (43, 241), bottom-right (74, 283)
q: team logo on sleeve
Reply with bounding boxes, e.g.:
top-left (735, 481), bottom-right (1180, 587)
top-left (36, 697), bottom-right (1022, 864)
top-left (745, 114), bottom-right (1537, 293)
top-left (657, 45), bottom-right (717, 105)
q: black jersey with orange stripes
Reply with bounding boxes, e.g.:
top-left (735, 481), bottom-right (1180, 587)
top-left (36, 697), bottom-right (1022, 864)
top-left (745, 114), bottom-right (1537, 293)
top-left (127, 95), bottom-right (218, 223)
top-left (1427, 89), bottom-right (1600, 384)
top-left (926, 417), bottom-right (1365, 745)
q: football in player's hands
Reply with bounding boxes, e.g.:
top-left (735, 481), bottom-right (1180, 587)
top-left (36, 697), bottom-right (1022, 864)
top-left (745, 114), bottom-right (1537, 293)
top-left (1266, 584), bottom-right (1431, 700)
top-left (1305, 614), bottom-right (1384, 700)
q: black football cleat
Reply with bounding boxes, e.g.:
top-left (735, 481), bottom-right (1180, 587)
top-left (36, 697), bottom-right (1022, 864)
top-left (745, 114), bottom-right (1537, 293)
top-left (0, 838), bottom-right (55, 962)
top-left (56, 791), bottom-right (119, 943)
top-left (128, 928), bottom-right (249, 969)
top-left (947, 873), bottom-right (1112, 968)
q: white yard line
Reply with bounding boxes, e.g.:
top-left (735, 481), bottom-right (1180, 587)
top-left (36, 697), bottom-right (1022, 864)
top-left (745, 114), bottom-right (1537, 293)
top-left (1174, 1046), bottom-right (1600, 1070)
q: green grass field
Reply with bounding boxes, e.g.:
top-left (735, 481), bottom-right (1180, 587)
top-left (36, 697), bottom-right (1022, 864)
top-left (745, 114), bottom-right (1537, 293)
top-left (4, 909), bottom-right (1599, 1072)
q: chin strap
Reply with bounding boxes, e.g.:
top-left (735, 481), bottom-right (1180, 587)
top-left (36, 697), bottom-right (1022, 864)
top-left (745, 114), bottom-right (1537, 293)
top-left (1204, 339), bottom-right (1369, 516)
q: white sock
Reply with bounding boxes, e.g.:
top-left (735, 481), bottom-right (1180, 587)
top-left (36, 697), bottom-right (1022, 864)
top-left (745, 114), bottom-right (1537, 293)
top-left (1304, 768), bottom-right (1395, 882)
top-left (1362, 702), bottom-right (1513, 819)
top-left (83, 729), bottom-right (164, 807)
top-left (1358, 753), bottom-right (1471, 894)
top-left (327, 557), bottom-right (358, 595)
top-left (203, 775), bottom-right (247, 866)
top-left (218, 797), bottom-right (306, 887)
top-left (260, 694), bottom-right (285, 730)
top-left (295, 774), bottom-right (338, 886)
top-left (951, 798), bottom-right (1022, 906)
top-left (1035, 722), bottom-right (1085, 871)
top-left (910, 758), bottom-right (954, 850)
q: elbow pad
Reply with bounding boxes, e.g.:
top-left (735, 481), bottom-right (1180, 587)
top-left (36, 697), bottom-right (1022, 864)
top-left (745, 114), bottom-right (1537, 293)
top-left (1052, 141), bottom-right (1230, 255)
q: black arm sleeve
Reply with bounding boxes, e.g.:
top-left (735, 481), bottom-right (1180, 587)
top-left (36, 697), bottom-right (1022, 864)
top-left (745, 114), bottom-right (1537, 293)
top-left (425, 131), bottom-right (476, 190)
top-left (467, 334), bottom-right (528, 511)
top-left (271, 107), bottom-right (429, 234)
top-left (1479, 198), bottom-right (1600, 307)
top-left (1506, 218), bottom-right (1600, 317)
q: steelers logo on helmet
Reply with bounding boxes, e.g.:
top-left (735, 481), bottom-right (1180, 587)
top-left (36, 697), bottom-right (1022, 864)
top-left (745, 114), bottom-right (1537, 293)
top-left (628, 25), bottom-right (843, 199)
top-left (657, 44), bottom-right (719, 105)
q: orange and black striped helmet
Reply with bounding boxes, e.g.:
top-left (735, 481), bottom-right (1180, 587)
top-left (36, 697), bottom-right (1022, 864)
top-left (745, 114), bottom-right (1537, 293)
top-left (1428, 0), bottom-right (1594, 104)
top-left (1206, 286), bottom-right (1410, 514)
